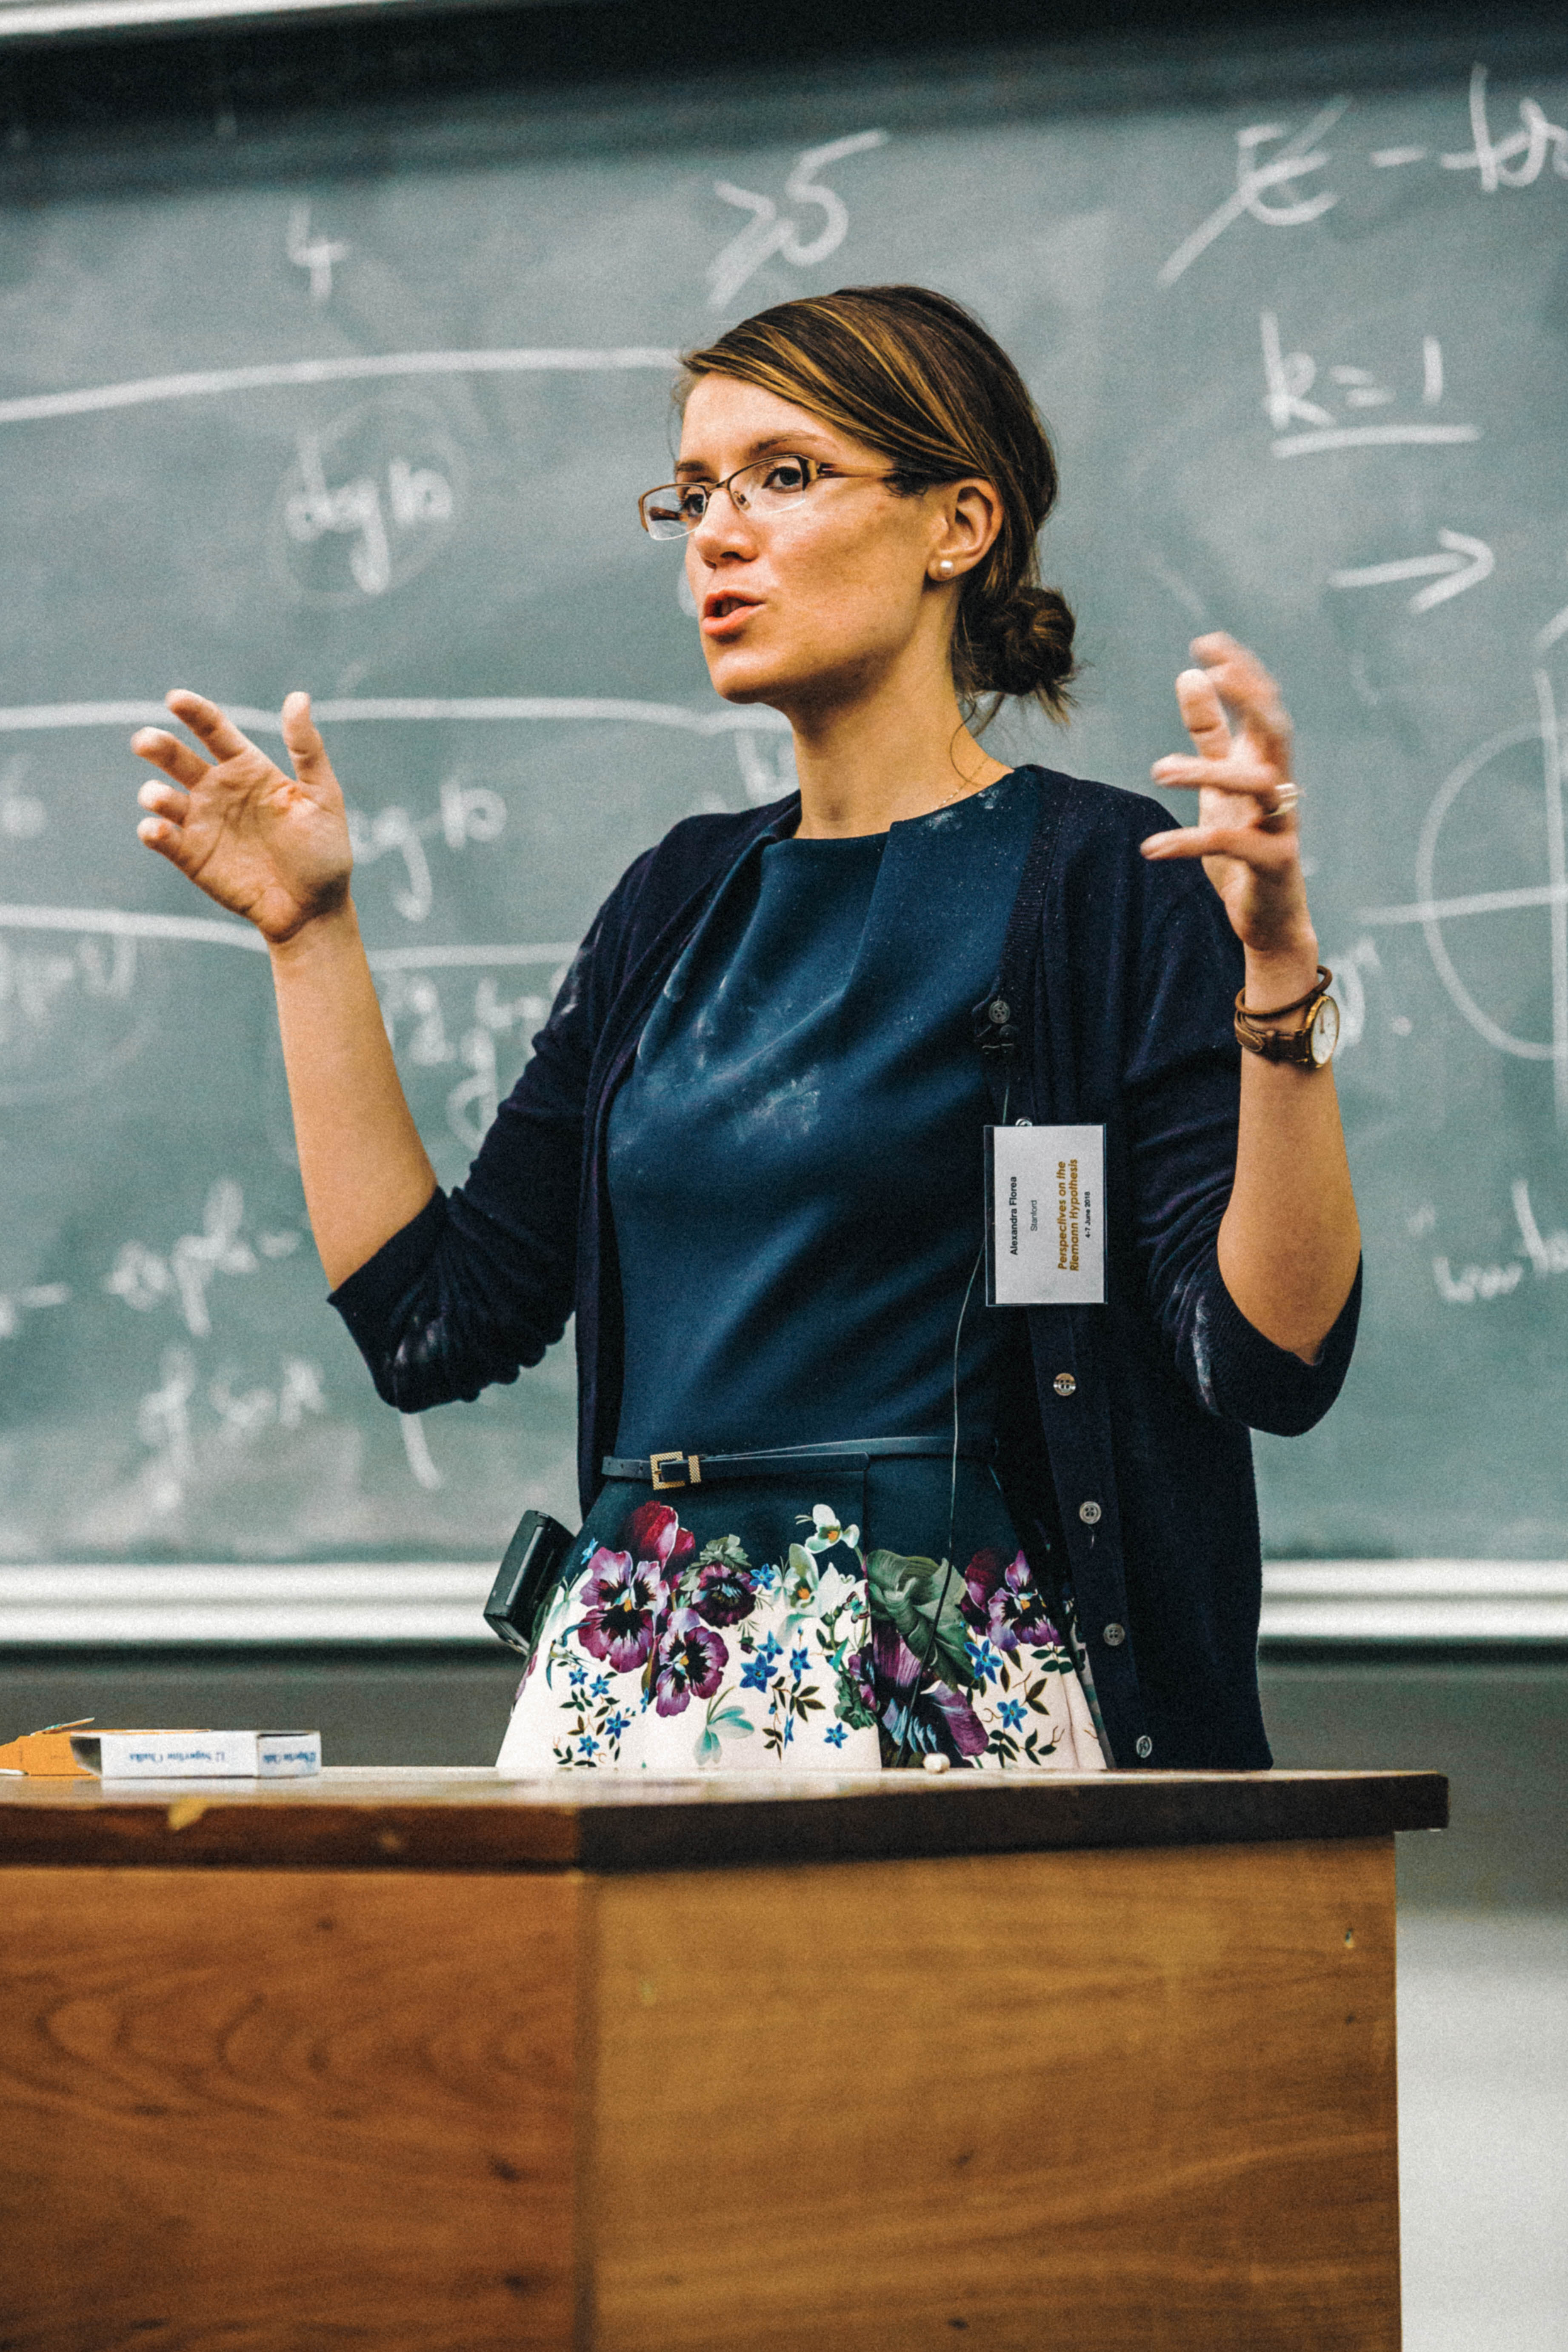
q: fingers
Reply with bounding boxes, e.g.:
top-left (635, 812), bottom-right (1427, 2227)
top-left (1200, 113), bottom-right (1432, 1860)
top-left (1154, 633), bottom-right (1295, 797)
top-left (280, 690), bottom-right (334, 789)
top-left (136, 812), bottom-right (186, 861)
top-left (1150, 752), bottom-right (1292, 800)
top-left (136, 777), bottom-right (189, 823)
top-left (136, 785), bottom-right (197, 864)
top-left (163, 688), bottom-right (261, 766)
top-left (1141, 821), bottom-right (1299, 867)
top-left (1188, 632), bottom-right (1293, 769)
top-left (1172, 667), bottom-right (1232, 762)
top-left (131, 726), bottom-right (209, 792)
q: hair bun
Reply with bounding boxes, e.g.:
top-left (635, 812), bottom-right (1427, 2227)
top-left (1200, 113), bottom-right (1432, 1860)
top-left (963, 582), bottom-right (1077, 718)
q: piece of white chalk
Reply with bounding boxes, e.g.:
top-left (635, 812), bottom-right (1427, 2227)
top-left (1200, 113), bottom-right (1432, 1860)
top-left (922, 1752), bottom-right (951, 1775)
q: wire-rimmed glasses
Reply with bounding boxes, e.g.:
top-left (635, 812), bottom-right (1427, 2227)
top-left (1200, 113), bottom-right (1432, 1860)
top-left (638, 453), bottom-right (896, 539)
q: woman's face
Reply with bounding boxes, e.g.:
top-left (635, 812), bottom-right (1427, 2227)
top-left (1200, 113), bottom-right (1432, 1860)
top-left (676, 373), bottom-right (958, 715)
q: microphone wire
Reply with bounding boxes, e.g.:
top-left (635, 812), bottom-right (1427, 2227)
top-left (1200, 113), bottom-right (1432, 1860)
top-left (892, 1078), bottom-right (1008, 1768)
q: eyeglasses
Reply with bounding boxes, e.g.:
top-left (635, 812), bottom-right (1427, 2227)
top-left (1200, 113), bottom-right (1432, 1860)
top-left (638, 452), bottom-right (899, 540)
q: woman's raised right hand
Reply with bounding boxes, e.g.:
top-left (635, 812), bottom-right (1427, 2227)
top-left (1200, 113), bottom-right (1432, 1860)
top-left (133, 690), bottom-right (353, 947)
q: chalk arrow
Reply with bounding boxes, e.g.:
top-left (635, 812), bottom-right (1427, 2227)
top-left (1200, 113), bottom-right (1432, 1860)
top-left (1329, 528), bottom-right (1494, 614)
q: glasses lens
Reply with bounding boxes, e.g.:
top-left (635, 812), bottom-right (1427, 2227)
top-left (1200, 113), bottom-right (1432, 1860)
top-left (733, 455), bottom-right (811, 514)
top-left (642, 483), bottom-right (705, 540)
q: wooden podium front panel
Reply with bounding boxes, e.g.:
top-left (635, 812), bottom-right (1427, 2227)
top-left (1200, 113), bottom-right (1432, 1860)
top-left (0, 1868), bottom-right (581, 2352)
top-left (586, 1838), bottom-right (1399, 2352)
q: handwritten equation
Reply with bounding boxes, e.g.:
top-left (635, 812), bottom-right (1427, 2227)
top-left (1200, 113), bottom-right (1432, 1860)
top-left (1419, 1175), bottom-right (1568, 1306)
top-left (278, 397), bottom-right (460, 601)
top-left (1162, 67), bottom-right (1566, 285)
top-left (347, 774), bottom-right (506, 924)
top-left (1259, 314), bottom-right (1478, 458)
top-left (707, 131), bottom-right (887, 307)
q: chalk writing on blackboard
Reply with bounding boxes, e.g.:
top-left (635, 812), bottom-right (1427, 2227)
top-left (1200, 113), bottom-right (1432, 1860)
top-left (286, 205), bottom-right (350, 305)
top-left (1329, 528), bottom-right (1494, 614)
top-left (0, 347), bottom-right (680, 432)
top-left (137, 1346), bottom-right (195, 1512)
top-left (0, 1283), bottom-right (70, 1341)
top-left (1512, 1178), bottom-right (1568, 1275)
top-left (376, 966), bottom-right (560, 1147)
top-left (707, 131), bottom-right (888, 308)
top-left (0, 927), bottom-right (147, 1107)
top-left (0, 760), bottom-right (45, 839)
top-left (1162, 67), bottom-right (1566, 291)
top-left (1425, 1175), bottom-right (1568, 1306)
top-left (280, 399), bottom-right (460, 601)
top-left (346, 777), bottom-right (506, 925)
top-left (1260, 314), bottom-right (1479, 458)
top-left (402, 1417), bottom-right (442, 1491)
top-left (1433, 1255), bottom-right (1523, 1303)
top-left (211, 1358), bottom-right (326, 1436)
top-left (1158, 102), bottom-right (1345, 286)
top-left (0, 696), bottom-right (789, 742)
top-left (125, 1344), bottom-right (326, 1513)
top-left (102, 1178), bottom-right (300, 1338)
top-left (1440, 65), bottom-right (1568, 191)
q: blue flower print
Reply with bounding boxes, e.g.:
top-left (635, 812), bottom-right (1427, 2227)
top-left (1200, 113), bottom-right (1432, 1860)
top-left (999, 1699), bottom-right (1027, 1731)
top-left (591, 1675), bottom-right (611, 1699)
top-left (757, 1632), bottom-right (783, 1665)
top-left (740, 1655), bottom-right (775, 1693)
top-left (568, 1662), bottom-right (588, 1689)
top-left (789, 1644), bottom-right (810, 1684)
top-left (604, 1710), bottom-right (631, 1739)
top-left (824, 1723), bottom-right (848, 1748)
top-left (966, 1636), bottom-right (1003, 1689)
top-left (578, 1733), bottom-right (600, 1758)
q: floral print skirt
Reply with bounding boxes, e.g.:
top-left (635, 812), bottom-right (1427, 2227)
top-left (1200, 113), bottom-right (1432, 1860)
top-left (494, 1457), bottom-right (1107, 1775)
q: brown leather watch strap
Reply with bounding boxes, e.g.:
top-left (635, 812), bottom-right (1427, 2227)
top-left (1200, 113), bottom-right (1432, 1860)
top-left (1234, 963), bottom-right (1332, 1027)
top-left (1234, 966), bottom-right (1337, 1064)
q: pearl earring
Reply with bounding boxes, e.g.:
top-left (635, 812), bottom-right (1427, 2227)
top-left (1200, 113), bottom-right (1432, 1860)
top-left (938, 559), bottom-right (954, 576)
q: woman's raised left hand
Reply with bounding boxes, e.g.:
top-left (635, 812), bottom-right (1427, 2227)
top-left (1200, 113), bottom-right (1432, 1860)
top-left (1141, 633), bottom-right (1316, 964)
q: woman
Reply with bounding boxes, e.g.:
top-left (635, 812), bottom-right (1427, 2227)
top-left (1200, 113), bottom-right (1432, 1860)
top-left (132, 285), bottom-right (1360, 1775)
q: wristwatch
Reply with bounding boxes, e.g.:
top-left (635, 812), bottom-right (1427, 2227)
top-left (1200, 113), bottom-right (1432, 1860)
top-left (1234, 965), bottom-right (1340, 1069)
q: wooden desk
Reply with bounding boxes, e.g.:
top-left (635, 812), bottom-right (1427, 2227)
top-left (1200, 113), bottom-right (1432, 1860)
top-left (0, 1765), bottom-right (1446, 2352)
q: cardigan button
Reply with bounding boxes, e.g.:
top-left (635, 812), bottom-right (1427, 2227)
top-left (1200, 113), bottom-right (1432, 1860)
top-left (1078, 1499), bottom-right (1102, 1525)
top-left (1135, 1735), bottom-right (1153, 1759)
top-left (1102, 1621), bottom-right (1126, 1646)
top-left (988, 997), bottom-right (1011, 1025)
top-left (1053, 1373), bottom-right (1077, 1397)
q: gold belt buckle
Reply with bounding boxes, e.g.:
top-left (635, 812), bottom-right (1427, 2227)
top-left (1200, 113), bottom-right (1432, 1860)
top-left (649, 1450), bottom-right (702, 1493)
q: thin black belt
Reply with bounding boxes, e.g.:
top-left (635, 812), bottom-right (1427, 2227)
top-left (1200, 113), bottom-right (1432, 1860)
top-left (602, 1435), bottom-right (999, 1495)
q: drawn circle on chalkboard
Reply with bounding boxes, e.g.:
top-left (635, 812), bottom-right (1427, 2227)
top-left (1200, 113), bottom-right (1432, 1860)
top-left (1415, 716), bottom-right (1566, 1068)
top-left (0, 932), bottom-right (154, 1106)
top-left (271, 395), bottom-right (466, 606)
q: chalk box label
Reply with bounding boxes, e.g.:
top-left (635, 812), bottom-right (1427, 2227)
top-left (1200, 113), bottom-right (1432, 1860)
top-left (68, 1729), bottom-right (323, 1779)
top-left (985, 1125), bottom-right (1105, 1306)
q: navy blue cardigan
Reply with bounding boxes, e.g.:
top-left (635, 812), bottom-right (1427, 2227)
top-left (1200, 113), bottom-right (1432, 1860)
top-left (333, 765), bottom-right (1359, 1770)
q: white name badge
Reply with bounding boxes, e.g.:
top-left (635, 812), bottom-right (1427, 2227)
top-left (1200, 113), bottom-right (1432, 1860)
top-left (985, 1124), bottom-right (1105, 1306)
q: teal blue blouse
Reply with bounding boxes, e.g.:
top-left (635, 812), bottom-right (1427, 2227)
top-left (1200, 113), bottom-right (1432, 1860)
top-left (606, 771), bottom-right (1040, 1456)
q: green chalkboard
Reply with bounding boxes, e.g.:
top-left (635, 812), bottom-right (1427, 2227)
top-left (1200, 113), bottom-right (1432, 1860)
top-left (2, 25), bottom-right (1567, 1581)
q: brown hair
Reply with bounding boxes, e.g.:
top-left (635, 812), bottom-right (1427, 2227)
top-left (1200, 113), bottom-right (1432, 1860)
top-left (679, 284), bottom-right (1075, 722)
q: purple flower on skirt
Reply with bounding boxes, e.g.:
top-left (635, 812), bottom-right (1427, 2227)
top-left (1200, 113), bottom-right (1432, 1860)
top-left (577, 1547), bottom-right (669, 1673)
top-left (844, 1646), bottom-right (877, 1717)
top-left (691, 1558), bottom-right (757, 1627)
top-left (962, 1547), bottom-right (1060, 1654)
top-left (871, 1620), bottom-right (987, 1760)
top-left (651, 1608), bottom-right (728, 1716)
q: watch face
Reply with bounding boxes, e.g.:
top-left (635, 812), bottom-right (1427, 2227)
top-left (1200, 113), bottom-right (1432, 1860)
top-left (1308, 995), bottom-right (1340, 1067)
